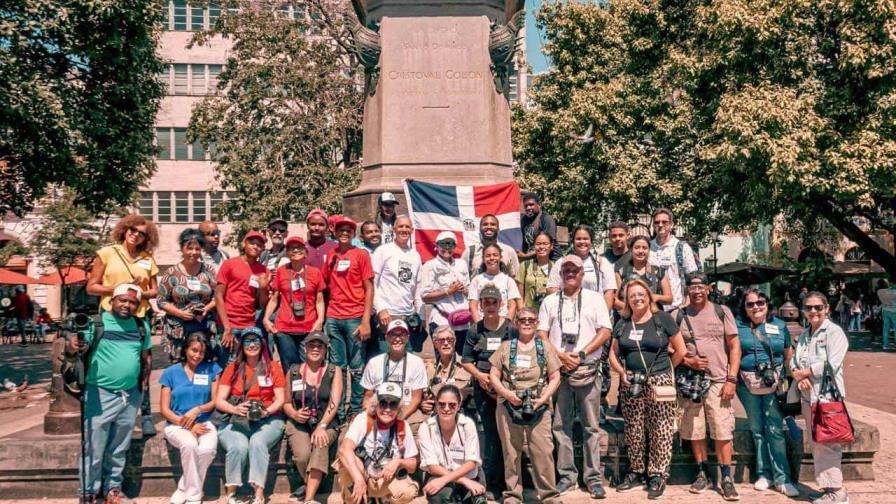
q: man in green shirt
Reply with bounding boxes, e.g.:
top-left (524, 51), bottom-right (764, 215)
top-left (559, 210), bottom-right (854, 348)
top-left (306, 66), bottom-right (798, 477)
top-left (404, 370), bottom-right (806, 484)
top-left (66, 283), bottom-right (151, 504)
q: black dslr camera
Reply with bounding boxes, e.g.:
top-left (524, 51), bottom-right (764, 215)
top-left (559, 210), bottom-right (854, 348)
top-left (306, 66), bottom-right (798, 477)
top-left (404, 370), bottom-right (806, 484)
top-left (306, 409), bottom-right (319, 429)
top-left (626, 370), bottom-right (648, 398)
top-left (291, 301), bottom-right (305, 318)
top-left (562, 332), bottom-right (578, 345)
top-left (246, 399), bottom-right (266, 422)
top-left (756, 361), bottom-right (778, 387)
top-left (676, 368), bottom-right (711, 403)
top-left (191, 303), bottom-right (206, 317)
top-left (519, 389), bottom-right (535, 418)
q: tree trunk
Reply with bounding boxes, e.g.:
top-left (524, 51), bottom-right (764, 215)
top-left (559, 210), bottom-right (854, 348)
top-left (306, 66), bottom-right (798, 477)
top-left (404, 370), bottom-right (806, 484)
top-left (814, 198), bottom-right (896, 279)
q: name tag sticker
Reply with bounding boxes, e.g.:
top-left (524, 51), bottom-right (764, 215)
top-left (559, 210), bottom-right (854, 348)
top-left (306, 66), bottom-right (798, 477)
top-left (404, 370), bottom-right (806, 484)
top-left (630, 329), bottom-right (644, 342)
top-left (248, 275), bottom-right (260, 288)
top-left (402, 387), bottom-right (412, 405)
top-left (258, 376), bottom-right (273, 387)
top-left (766, 325), bottom-right (780, 335)
top-left (291, 278), bottom-right (304, 291)
top-left (337, 259), bottom-right (351, 272)
top-left (136, 259), bottom-right (152, 270)
top-left (186, 278), bottom-right (202, 291)
top-left (516, 354), bottom-right (533, 368)
top-left (292, 379), bottom-right (304, 391)
top-left (193, 374), bottom-right (209, 386)
top-left (486, 337), bottom-right (501, 351)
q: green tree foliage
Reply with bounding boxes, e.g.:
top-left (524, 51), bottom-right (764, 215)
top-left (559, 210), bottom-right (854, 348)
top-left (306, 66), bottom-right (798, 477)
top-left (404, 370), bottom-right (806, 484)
top-left (514, 0), bottom-right (896, 276)
top-left (189, 0), bottom-right (363, 238)
top-left (0, 1), bottom-right (165, 215)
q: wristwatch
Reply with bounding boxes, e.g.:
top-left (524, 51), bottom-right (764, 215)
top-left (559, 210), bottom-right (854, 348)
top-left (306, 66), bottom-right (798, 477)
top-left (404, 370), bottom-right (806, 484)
top-left (578, 350), bottom-right (587, 360)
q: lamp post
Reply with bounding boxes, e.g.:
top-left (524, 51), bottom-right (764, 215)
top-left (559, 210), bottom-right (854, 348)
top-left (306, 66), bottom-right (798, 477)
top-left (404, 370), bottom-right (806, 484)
top-left (710, 231), bottom-right (719, 276)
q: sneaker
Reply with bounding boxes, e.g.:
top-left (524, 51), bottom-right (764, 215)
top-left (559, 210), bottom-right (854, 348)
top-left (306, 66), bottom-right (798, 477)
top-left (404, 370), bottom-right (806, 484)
top-left (777, 482), bottom-right (800, 497)
top-left (720, 476), bottom-right (740, 501)
top-left (80, 493), bottom-right (97, 504)
top-left (689, 471), bottom-right (710, 494)
top-left (753, 476), bottom-right (771, 491)
top-left (616, 472), bottom-right (645, 493)
top-left (251, 496), bottom-right (265, 504)
top-left (141, 416), bottom-right (156, 437)
top-left (589, 481), bottom-right (607, 499)
top-left (646, 475), bottom-right (666, 500)
top-left (227, 495), bottom-right (241, 504)
top-left (556, 480), bottom-right (575, 496)
top-left (812, 488), bottom-right (849, 504)
top-left (170, 489), bottom-right (187, 504)
top-left (105, 489), bottom-right (135, 504)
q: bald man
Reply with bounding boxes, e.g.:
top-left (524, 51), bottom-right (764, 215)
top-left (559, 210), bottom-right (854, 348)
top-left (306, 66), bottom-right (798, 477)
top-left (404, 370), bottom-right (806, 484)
top-left (199, 221), bottom-right (229, 275)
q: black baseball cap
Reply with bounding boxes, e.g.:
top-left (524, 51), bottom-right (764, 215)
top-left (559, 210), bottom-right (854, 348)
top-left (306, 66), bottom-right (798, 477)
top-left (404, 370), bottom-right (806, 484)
top-left (686, 272), bottom-right (710, 285)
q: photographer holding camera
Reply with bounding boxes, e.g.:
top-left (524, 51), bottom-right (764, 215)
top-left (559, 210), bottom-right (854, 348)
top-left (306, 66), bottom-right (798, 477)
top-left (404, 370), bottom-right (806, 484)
top-left (67, 283), bottom-right (151, 504)
top-left (360, 320), bottom-right (429, 420)
top-left (264, 235), bottom-right (326, 371)
top-left (214, 327), bottom-right (285, 504)
top-left (371, 215), bottom-right (424, 353)
top-left (337, 382), bottom-right (420, 504)
top-left (736, 289), bottom-right (799, 497)
top-left (489, 306), bottom-right (562, 504)
top-left (537, 255), bottom-right (612, 498)
top-left (283, 331), bottom-right (342, 504)
top-left (674, 272), bottom-right (742, 500)
top-left (609, 279), bottom-right (686, 499)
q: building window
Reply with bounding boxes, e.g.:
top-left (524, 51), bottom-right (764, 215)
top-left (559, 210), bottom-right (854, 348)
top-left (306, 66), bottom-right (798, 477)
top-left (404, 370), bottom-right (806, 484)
top-left (174, 128), bottom-right (189, 159)
top-left (156, 128), bottom-right (172, 160)
top-left (138, 192), bottom-right (154, 218)
top-left (172, 0), bottom-right (187, 30)
top-left (175, 192), bottom-right (190, 223)
top-left (208, 64), bottom-right (222, 93)
top-left (157, 192), bottom-right (172, 223)
top-left (210, 192), bottom-right (225, 220)
top-left (160, 64), bottom-right (222, 95)
top-left (191, 64), bottom-right (206, 94)
top-left (192, 192), bottom-right (208, 221)
top-left (174, 64), bottom-right (189, 95)
top-left (208, 3), bottom-right (221, 26)
top-left (191, 5), bottom-right (205, 30)
top-left (191, 139), bottom-right (205, 161)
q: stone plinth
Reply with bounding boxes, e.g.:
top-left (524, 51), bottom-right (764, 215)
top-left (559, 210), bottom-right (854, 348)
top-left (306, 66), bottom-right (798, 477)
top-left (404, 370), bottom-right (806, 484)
top-left (343, 15), bottom-right (514, 219)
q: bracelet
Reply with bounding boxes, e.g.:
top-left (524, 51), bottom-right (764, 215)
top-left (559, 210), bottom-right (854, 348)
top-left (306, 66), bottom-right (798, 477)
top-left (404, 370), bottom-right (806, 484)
top-left (725, 376), bottom-right (737, 384)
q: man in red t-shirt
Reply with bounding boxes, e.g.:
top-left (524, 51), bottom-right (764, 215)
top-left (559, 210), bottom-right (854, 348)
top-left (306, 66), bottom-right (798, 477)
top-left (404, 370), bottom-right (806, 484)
top-left (263, 235), bottom-right (326, 370)
top-left (305, 208), bottom-right (337, 270)
top-left (322, 217), bottom-right (373, 415)
top-left (215, 231), bottom-right (270, 363)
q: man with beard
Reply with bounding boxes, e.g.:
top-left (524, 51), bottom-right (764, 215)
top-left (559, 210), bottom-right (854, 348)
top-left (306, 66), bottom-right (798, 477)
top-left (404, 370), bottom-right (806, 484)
top-left (518, 192), bottom-right (558, 261)
top-left (260, 218), bottom-right (290, 271)
top-left (199, 221), bottom-right (229, 276)
top-left (305, 209), bottom-right (338, 270)
top-left (460, 214), bottom-right (520, 279)
top-left (353, 221), bottom-right (382, 254)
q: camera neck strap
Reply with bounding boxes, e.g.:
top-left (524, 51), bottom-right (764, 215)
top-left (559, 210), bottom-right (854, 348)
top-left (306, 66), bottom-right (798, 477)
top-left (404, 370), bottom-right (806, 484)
top-left (558, 289), bottom-right (583, 343)
top-left (751, 323), bottom-right (777, 369)
top-left (382, 353), bottom-right (408, 391)
top-left (433, 418), bottom-right (465, 468)
top-left (288, 263), bottom-right (309, 305)
top-left (434, 355), bottom-right (456, 384)
top-left (678, 311), bottom-right (701, 355)
top-left (300, 363), bottom-right (324, 411)
top-left (239, 364), bottom-right (260, 403)
top-left (508, 336), bottom-right (547, 394)
top-left (627, 317), bottom-right (664, 376)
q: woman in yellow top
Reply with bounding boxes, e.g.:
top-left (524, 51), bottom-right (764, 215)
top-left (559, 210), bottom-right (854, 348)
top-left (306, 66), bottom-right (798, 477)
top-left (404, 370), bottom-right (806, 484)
top-left (87, 214), bottom-right (160, 318)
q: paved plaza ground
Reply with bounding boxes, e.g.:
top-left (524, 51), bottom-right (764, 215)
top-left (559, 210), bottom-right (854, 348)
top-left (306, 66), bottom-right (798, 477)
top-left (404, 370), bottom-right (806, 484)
top-left (0, 331), bottom-right (894, 503)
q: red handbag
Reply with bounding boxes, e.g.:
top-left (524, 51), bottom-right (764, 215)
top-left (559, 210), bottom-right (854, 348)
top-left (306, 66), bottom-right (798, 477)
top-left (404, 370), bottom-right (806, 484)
top-left (810, 362), bottom-right (855, 445)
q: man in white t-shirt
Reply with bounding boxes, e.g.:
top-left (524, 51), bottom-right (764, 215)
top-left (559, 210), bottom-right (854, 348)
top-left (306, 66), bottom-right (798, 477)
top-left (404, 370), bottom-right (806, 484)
top-left (372, 216), bottom-right (424, 352)
top-left (538, 255), bottom-right (612, 498)
top-left (360, 320), bottom-right (428, 419)
top-left (649, 208), bottom-right (698, 310)
top-left (546, 250), bottom-right (617, 315)
top-left (337, 382), bottom-right (420, 504)
top-left (460, 214), bottom-right (520, 278)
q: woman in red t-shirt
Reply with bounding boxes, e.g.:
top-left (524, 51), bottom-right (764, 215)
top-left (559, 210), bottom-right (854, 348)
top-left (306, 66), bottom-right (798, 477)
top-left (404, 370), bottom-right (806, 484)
top-left (263, 236), bottom-right (326, 371)
top-left (214, 327), bottom-right (285, 504)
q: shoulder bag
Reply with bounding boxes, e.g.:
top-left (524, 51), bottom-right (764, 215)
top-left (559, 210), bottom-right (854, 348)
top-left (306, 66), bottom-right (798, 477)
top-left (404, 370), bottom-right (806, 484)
top-left (811, 357), bottom-right (855, 445)
top-left (633, 317), bottom-right (676, 402)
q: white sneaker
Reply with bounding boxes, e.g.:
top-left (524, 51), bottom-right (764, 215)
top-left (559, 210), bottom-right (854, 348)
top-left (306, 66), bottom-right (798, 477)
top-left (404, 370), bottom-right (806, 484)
top-left (753, 477), bottom-right (771, 491)
top-left (777, 482), bottom-right (800, 497)
top-left (170, 489), bottom-right (187, 504)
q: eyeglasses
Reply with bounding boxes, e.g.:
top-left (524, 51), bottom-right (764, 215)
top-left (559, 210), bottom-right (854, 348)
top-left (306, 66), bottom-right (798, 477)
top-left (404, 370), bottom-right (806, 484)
top-left (434, 338), bottom-right (455, 345)
top-left (745, 300), bottom-right (767, 309)
top-left (517, 317), bottom-right (537, 324)
top-left (653, 220), bottom-right (671, 226)
top-left (804, 304), bottom-right (826, 312)
top-left (204, 230), bottom-right (221, 237)
top-left (129, 227), bottom-right (147, 239)
top-left (687, 284), bottom-right (706, 291)
top-left (437, 401), bottom-right (458, 410)
top-left (269, 227), bottom-right (287, 234)
top-left (378, 399), bottom-right (400, 410)
top-left (436, 241), bottom-right (456, 248)
top-left (243, 338), bottom-right (262, 348)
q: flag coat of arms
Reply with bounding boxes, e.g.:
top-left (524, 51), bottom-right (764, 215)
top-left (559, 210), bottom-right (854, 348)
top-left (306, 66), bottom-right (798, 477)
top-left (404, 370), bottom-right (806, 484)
top-left (402, 179), bottom-right (523, 261)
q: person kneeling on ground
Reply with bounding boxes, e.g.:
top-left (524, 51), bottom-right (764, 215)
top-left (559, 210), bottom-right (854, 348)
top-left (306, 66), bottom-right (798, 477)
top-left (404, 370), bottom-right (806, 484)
top-left (336, 382), bottom-right (420, 504)
top-left (418, 385), bottom-right (487, 504)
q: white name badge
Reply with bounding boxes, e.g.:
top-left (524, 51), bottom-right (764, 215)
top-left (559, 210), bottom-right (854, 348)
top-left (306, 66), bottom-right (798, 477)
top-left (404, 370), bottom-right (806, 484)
top-left (136, 259), bottom-right (152, 270)
top-left (258, 376), bottom-right (273, 387)
top-left (291, 278), bottom-right (305, 291)
top-left (486, 337), bottom-right (501, 351)
top-left (658, 257), bottom-right (673, 267)
top-left (193, 374), bottom-right (209, 386)
top-left (337, 259), bottom-right (351, 272)
top-left (248, 275), bottom-right (260, 288)
top-left (630, 329), bottom-right (644, 342)
top-left (516, 354), bottom-right (533, 368)
top-left (292, 379), bottom-right (304, 391)
top-left (402, 387), bottom-right (412, 405)
top-left (186, 278), bottom-right (202, 291)
top-left (766, 325), bottom-right (780, 335)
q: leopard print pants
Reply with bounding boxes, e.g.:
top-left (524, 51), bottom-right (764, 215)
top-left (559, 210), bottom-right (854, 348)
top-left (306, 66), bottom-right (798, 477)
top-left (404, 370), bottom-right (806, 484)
top-left (621, 371), bottom-right (678, 478)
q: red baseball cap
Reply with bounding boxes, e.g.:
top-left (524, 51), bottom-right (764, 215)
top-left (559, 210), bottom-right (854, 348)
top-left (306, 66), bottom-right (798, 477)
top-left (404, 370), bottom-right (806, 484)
top-left (285, 236), bottom-right (306, 247)
top-left (306, 208), bottom-right (328, 222)
top-left (333, 216), bottom-right (357, 231)
top-left (243, 230), bottom-right (267, 243)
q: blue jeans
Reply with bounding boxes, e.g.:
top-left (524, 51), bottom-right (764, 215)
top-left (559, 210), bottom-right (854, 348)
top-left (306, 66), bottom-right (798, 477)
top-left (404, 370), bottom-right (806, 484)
top-left (882, 311), bottom-right (896, 347)
top-left (326, 317), bottom-right (366, 416)
top-left (274, 331), bottom-right (307, 371)
top-left (736, 385), bottom-right (792, 485)
top-left (848, 313), bottom-right (862, 332)
top-left (217, 416), bottom-right (285, 488)
top-left (80, 384), bottom-right (141, 495)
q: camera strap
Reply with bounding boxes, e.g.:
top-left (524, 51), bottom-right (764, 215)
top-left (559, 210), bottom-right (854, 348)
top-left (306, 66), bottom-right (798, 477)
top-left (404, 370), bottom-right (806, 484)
top-left (433, 418), bottom-right (465, 469)
top-left (382, 354), bottom-right (408, 392)
top-left (751, 323), bottom-right (777, 369)
top-left (628, 318), bottom-right (662, 376)
top-left (558, 290), bottom-right (583, 345)
top-left (434, 355), bottom-right (456, 384)
top-left (300, 363), bottom-right (324, 412)
top-left (288, 263), bottom-right (309, 305)
top-left (238, 364), bottom-right (260, 403)
top-left (508, 336), bottom-right (547, 394)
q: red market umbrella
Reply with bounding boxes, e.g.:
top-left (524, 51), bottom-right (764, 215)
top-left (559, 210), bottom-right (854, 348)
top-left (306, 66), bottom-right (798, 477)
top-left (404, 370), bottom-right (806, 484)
top-left (37, 266), bottom-right (88, 285)
top-left (0, 268), bottom-right (38, 285)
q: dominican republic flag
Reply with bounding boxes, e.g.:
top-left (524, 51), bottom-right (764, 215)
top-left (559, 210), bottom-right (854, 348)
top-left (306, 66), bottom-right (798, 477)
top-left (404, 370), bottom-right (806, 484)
top-left (402, 179), bottom-right (523, 261)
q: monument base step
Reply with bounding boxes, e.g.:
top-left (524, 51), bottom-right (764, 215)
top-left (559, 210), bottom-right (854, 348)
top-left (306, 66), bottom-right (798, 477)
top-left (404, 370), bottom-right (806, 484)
top-left (0, 414), bottom-right (879, 498)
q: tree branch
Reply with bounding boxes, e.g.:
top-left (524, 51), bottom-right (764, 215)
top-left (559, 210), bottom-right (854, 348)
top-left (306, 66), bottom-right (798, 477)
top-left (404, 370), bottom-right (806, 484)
top-left (813, 197), bottom-right (896, 278)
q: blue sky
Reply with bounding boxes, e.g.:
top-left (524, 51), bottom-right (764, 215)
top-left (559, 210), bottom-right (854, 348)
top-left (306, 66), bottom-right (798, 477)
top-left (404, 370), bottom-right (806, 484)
top-left (525, 0), bottom-right (551, 74)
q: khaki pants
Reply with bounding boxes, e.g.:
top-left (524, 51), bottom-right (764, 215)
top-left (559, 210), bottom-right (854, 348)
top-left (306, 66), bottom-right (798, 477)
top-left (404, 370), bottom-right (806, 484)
top-left (284, 420), bottom-right (337, 476)
top-left (496, 405), bottom-right (560, 504)
top-left (679, 381), bottom-right (735, 441)
top-left (334, 458), bottom-right (419, 504)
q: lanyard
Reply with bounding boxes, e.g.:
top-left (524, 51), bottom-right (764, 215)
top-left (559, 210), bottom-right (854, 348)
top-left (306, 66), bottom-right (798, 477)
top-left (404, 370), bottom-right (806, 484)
top-left (382, 354), bottom-right (408, 390)
top-left (434, 356), bottom-right (456, 382)
top-left (558, 290), bottom-right (583, 339)
top-left (288, 263), bottom-right (309, 304)
top-left (300, 363), bottom-right (324, 411)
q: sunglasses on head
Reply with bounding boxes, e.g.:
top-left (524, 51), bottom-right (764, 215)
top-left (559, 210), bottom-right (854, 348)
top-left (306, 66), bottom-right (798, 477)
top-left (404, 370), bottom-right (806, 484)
top-left (745, 300), bottom-right (767, 309)
top-left (804, 304), bottom-right (826, 312)
top-left (378, 399), bottom-right (400, 409)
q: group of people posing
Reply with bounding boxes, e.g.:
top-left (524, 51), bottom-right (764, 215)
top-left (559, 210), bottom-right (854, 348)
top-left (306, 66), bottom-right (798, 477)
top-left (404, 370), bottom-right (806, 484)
top-left (71, 193), bottom-right (851, 504)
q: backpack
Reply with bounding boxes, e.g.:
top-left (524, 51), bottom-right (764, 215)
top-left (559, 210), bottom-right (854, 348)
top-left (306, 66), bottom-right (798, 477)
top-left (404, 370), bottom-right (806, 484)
top-left (61, 314), bottom-right (147, 397)
top-left (359, 413), bottom-right (407, 458)
top-left (675, 303), bottom-right (726, 344)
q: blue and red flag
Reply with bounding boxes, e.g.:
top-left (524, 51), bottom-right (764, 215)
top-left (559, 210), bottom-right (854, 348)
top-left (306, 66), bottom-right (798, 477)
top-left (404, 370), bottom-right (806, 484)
top-left (402, 179), bottom-right (523, 261)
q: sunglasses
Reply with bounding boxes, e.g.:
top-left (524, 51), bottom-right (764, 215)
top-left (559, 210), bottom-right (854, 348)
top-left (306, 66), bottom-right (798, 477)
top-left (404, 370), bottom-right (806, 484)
top-left (687, 284), bottom-right (706, 291)
top-left (804, 304), bottom-right (826, 312)
top-left (129, 227), bottom-right (147, 239)
top-left (436, 241), bottom-right (456, 247)
top-left (437, 401), bottom-right (458, 410)
top-left (517, 317), bottom-right (537, 324)
top-left (269, 227), bottom-right (287, 234)
top-left (745, 300), bottom-right (767, 309)
top-left (653, 220), bottom-right (671, 226)
top-left (243, 338), bottom-right (262, 347)
top-left (204, 230), bottom-right (221, 237)
top-left (378, 399), bottom-right (400, 410)
top-left (434, 337), bottom-right (455, 345)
